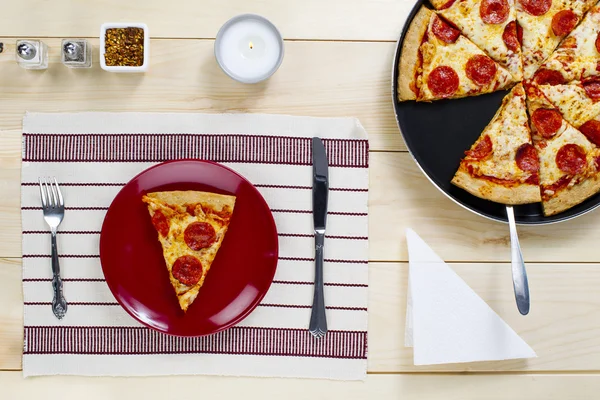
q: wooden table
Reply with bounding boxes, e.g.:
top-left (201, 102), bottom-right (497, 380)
top-left (1, 1), bottom-right (599, 398)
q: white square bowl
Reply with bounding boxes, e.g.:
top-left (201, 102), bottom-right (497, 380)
top-left (100, 22), bottom-right (149, 72)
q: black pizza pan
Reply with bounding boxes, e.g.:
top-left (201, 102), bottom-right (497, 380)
top-left (391, 0), bottom-right (600, 225)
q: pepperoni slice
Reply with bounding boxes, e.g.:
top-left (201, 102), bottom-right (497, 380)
top-left (427, 66), bottom-right (459, 98)
top-left (533, 68), bottom-right (566, 85)
top-left (551, 10), bottom-right (579, 37)
top-left (580, 120), bottom-right (600, 146)
top-left (583, 80), bottom-right (600, 101)
top-left (184, 222), bottom-right (216, 251)
top-left (519, 0), bottom-right (551, 16)
top-left (556, 144), bottom-right (587, 175)
top-left (466, 55), bottom-right (497, 85)
top-left (596, 32), bottom-right (600, 53)
top-left (432, 15), bottom-right (460, 44)
top-left (516, 143), bottom-right (540, 172)
top-left (151, 210), bottom-right (169, 237)
top-left (172, 255), bottom-right (203, 286)
top-left (531, 108), bottom-right (563, 138)
top-left (502, 21), bottom-right (520, 52)
top-left (467, 135), bottom-right (493, 159)
top-left (480, 0), bottom-right (510, 24)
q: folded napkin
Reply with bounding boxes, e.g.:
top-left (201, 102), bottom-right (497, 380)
top-left (405, 228), bottom-right (536, 365)
top-left (20, 112), bottom-right (369, 380)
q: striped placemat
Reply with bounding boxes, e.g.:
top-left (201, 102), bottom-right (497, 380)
top-left (20, 112), bottom-right (369, 380)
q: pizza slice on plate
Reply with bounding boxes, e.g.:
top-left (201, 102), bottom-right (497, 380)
top-left (525, 83), bottom-right (600, 215)
top-left (451, 83), bottom-right (541, 204)
top-left (536, 80), bottom-right (600, 130)
top-left (516, 0), bottom-right (596, 79)
top-left (532, 2), bottom-right (600, 85)
top-left (431, 0), bottom-right (524, 81)
top-left (398, 6), bottom-right (518, 102)
top-left (142, 190), bottom-right (236, 312)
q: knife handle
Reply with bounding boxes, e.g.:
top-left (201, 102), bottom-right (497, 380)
top-left (309, 232), bottom-right (328, 338)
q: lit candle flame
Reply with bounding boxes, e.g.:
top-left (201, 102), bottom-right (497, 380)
top-left (249, 41), bottom-right (254, 49)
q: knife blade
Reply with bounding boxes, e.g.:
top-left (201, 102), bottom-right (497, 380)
top-left (309, 137), bottom-right (329, 338)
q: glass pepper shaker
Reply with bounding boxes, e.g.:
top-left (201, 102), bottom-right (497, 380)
top-left (16, 39), bottom-right (48, 69)
top-left (61, 39), bottom-right (92, 68)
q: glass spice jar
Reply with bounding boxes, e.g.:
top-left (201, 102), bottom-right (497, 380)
top-left (61, 39), bottom-right (92, 68)
top-left (16, 39), bottom-right (48, 70)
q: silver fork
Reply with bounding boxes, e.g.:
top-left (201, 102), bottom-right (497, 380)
top-left (38, 177), bottom-right (67, 319)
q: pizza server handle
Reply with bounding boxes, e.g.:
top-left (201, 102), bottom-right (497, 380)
top-left (506, 206), bottom-right (530, 316)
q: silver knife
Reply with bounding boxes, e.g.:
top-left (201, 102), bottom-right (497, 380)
top-left (309, 137), bottom-right (329, 338)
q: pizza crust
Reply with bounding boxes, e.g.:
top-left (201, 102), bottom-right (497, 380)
top-left (144, 190), bottom-right (236, 213)
top-left (542, 175), bottom-right (600, 216)
top-left (451, 169), bottom-right (542, 205)
top-left (398, 6), bottom-right (432, 101)
top-left (429, 0), bottom-right (450, 9)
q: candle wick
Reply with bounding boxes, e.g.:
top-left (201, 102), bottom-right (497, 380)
top-left (249, 41), bottom-right (254, 50)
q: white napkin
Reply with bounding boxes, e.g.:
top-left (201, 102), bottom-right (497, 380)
top-left (405, 228), bottom-right (536, 365)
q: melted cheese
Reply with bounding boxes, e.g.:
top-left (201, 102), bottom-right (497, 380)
top-left (537, 122), bottom-right (599, 187)
top-left (526, 86), bottom-right (600, 186)
top-left (159, 210), bottom-right (227, 295)
top-left (517, 0), bottom-right (593, 79)
top-left (464, 84), bottom-right (535, 181)
top-left (538, 4), bottom-right (600, 82)
top-left (539, 83), bottom-right (600, 127)
top-left (142, 193), bottom-right (234, 311)
top-left (419, 20), bottom-right (517, 100)
top-left (439, 0), bottom-right (524, 80)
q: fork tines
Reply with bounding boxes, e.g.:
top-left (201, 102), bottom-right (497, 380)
top-left (38, 177), bottom-right (64, 209)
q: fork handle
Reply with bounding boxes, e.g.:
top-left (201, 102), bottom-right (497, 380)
top-left (51, 232), bottom-right (67, 319)
top-left (309, 232), bottom-right (327, 337)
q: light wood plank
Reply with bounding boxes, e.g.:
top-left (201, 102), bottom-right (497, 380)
top-left (3, 259), bottom-right (600, 372)
top-left (0, 0), bottom-right (413, 41)
top-left (0, 259), bottom-right (22, 371)
top-left (0, 38), bottom-right (404, 152)
top-left (2, 371), bottom-right (600, 400)
top-left (5, 150), bottom-right (600, 262)
top-left (368, 153), bottom-right (600, 262)
top-left (369, 262), bottom-right (600, 372)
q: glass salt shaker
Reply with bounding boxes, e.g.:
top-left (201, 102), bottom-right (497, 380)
top-left (16, 39), bottom-right (48, 69)
top-left (61, 39), bottom-right (92, 68)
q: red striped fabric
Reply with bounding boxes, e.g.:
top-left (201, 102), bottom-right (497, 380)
top-left (22, 230), bottom-right (369, 240)
top-left (22, 134), bottom-right (369, 167)
top-left (21, 125), bottom-right (369, 378)
top-left (23, 302), bottom-right (367, 312)
top-left (23, 326), bottom-right (367, 359)
top-left (22, 278), bottom-right (368, 287)
top-left (21, 182), bottom-right (369, 192)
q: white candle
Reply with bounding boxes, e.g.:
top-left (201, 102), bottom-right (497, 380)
top-left (215, 14), bottom-right (284, 83)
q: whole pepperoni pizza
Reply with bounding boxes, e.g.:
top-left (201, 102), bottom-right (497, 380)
top-left (142, 190), bottom-right (235, 311)
top-left (397, 0), bottom-right (600, 217)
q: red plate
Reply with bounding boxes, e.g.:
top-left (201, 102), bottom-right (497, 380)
top-left (99, 160), bottom-right (279, 336)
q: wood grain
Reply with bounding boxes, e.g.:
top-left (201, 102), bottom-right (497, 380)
top-left (2, 371), bottom-right (600, 400)
top-left (0, 259), bottom-right (22, 371)
top-left (0, 38), bottom-right (405, 152)
top-left (3, 259), bottom-right (600, 372)
top-left (0, 0), bottom-right (413, 41)
top-left (5, 148), bottom-right (600, 262)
